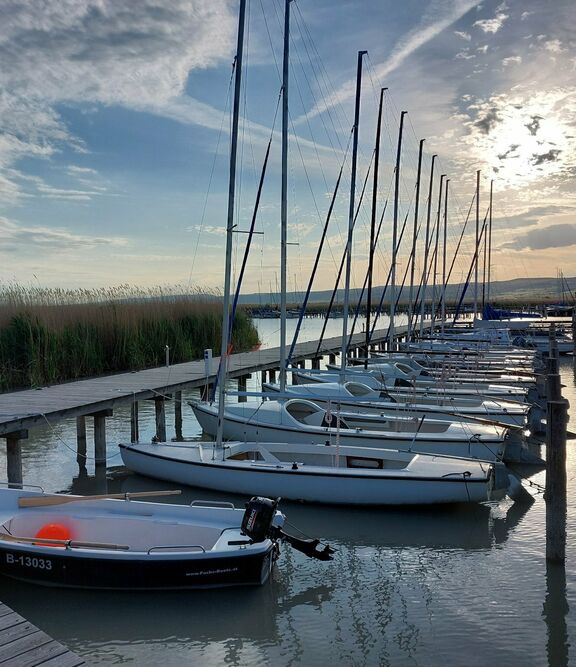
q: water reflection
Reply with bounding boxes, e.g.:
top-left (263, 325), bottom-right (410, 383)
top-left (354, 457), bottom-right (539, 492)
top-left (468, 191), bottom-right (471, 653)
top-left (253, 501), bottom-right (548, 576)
top-left (543, 562), bottom-right (570, 667)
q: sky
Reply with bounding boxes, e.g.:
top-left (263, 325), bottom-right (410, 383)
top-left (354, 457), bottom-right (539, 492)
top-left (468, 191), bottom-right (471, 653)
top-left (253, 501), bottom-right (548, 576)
top-left (0, 0), bottom-right (574, 296)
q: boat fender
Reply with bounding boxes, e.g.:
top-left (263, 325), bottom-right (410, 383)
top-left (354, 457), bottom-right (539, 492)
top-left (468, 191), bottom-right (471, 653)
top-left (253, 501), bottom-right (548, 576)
top-left (35, 523), bottom-right (72, 547)
top-left (241, 497), bottom-right (278, 543)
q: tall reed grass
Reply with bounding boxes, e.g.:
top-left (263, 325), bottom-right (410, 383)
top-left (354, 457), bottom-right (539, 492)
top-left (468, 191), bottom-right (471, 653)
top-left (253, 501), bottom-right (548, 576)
top-left (0, 284), bottom-right (259, 390)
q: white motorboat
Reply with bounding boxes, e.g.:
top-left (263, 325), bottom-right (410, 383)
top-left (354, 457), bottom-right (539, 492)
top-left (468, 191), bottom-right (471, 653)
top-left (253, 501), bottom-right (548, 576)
top-left (0, 488), bottom-right (332, 589)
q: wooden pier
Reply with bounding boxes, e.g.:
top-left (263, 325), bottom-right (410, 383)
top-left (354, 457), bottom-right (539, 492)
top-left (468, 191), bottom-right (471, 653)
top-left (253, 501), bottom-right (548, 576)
top-left (0, 601), bottom-right (86, 666)
top-left (0, 326), bottom-right (414, 484)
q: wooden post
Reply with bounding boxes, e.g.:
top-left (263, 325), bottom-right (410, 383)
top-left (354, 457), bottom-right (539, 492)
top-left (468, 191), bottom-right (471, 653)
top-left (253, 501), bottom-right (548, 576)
top-left (130, 401), bottom-right (139, 443)
top-left (93, 412), bottom-right (111, 467)
top-left (261, 370), bottom-right (267, 385)
top-left (546, 399), bottom-right (568, 562)
top-left (299, 360), bottom-right (306, 369)
top-left (154, 397), bottom-right (167, 442)
top-left (5, 430), bottom-right (27, 488)
top-left (312, 357), bottom-right (321, 370)
top-left (269, 369), bottom-right (276, 383)
top-left (238, 375), bottom-right (248, 402)
top-left (329, 354), bottom-right (336, 364)
top-left (544, 561), bottom-right (569, 667)
top-left (174, 391), bottom-right (183, 441)
top-left (76, 416), bottom-right (87, 467)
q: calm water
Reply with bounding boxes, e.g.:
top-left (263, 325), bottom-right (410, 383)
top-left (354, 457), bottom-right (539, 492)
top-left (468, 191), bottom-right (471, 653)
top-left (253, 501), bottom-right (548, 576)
top-left (0, 318), bottom-right (573, 666)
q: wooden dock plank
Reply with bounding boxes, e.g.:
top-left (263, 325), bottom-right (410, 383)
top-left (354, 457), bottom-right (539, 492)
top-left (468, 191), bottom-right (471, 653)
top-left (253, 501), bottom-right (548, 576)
top-left (0, 602), bottom-right (86, 667)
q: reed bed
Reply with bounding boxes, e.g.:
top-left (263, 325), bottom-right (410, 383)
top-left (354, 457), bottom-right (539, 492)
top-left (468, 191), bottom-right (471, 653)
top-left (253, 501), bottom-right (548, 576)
top-left (0, 284), bottom-right (259, 390)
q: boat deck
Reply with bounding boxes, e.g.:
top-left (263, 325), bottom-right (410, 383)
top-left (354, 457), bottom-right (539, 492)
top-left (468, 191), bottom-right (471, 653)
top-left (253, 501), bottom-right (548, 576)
top-left (0, 601), bottom-right (86, 666)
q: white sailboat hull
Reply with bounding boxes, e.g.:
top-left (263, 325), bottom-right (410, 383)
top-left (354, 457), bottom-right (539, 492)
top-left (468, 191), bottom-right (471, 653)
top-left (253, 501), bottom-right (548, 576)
top-left (192, 401), bottom-right (508, 461)
top-left (119, 442), bottom-right (506, 506)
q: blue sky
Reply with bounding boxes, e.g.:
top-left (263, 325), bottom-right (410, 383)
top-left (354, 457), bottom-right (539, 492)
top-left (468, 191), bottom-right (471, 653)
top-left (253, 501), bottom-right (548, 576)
top-left (0, 0), bottom-right (574, 294)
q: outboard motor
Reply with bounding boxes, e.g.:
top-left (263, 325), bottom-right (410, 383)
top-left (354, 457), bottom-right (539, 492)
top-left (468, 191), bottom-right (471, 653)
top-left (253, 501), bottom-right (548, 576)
top-left (241, 496), bottom-right (335, 561)
top-left (241, 497), bottom-right (278, 543)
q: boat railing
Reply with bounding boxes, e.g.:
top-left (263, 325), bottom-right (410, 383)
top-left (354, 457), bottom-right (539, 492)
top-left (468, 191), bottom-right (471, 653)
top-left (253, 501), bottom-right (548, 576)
top-left (147, 544), bottom-right (206, 554)
top-left (0, 534), bottom-right (130, 550)
top-left (190, 500), bottom-right (236, 509)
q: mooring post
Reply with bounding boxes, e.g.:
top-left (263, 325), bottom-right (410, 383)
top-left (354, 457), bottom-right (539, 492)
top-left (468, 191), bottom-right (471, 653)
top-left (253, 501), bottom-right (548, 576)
top-left (154, 397), bottom-right (167, 442)
top-left (174, 391), bottom-right (183, 441)
top-left (238, 375), bottom-right (248, 402)
top-left (5, 430), bottom-right (27, 488)
top-left (93, 410), bottom-right (112, 467)
top-left (546, 399), bottom-right (568, 562)
top-left (130, 401), bottom-right (139, 443)
top-left (76, 416), bottom-right (87, 467)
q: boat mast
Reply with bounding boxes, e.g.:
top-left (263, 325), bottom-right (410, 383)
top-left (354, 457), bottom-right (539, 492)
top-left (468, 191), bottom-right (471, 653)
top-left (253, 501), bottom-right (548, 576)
top-left (365, 87), bottom-right (385, 369)
top-left (419, 154), bottom-right (436, 338)
top-left (279, 0), bottom-right (291, 393)
top-left (389, 110), bottom-right (407, 351)
top-left (216, 0), bottom-right (246, 447)
top-left (487, 179), bottom-right (493, 304)
top-left (474, 169), bottom-right (480, 318)
top-left (441, 178), bottom-right (449, 335)
top-left (431, 173), bottom-right (445, 332)
top-left (408, 138), bottom-right (424, 340)
top-left (340, 50), bottom-right (367, 380)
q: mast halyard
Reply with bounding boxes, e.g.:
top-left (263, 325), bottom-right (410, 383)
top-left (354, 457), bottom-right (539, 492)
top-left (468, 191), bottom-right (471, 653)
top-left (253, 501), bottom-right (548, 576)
top-left (474, 169), bottom-right (480, 319)
top-left (340, 49), bottom-right (367, 381)
top-left (216, 0), bottom-right (247, 449)
top-left (279, 0), bottom-right (291, 393)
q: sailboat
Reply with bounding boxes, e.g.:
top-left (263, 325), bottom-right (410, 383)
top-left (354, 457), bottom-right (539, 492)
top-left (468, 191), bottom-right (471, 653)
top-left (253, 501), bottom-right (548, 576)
top-left (120, 1), bottom-right (513, 505)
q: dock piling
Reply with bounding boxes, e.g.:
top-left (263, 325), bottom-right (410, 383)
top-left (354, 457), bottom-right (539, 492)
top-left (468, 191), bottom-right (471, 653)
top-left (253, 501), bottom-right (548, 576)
top-left (174, 391), bottom-right (183, 440)
top-left (130, 401), bottom-right (139, 443)
top-left (5, 430), bottom-right (27, 488)
top-left (76, 416), bottom-right (87, 467)
top-left (154, 397), bottom-right (167, 442)
top-left (93, 411), bottom-right (112, 467)
top-left (545, 399), bottom-right (568, 562)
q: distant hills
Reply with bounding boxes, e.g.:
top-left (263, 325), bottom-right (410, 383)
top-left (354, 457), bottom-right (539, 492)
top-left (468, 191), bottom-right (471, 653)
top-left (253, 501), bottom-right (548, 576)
top-left (237, 276), bottom-right (576, 306)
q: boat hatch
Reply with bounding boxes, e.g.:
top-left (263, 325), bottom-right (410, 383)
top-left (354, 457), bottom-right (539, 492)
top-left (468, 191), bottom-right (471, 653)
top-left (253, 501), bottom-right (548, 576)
top-left (345, 383), bottom-right (373, 397)
top-left (346, 456), bottom-right (408, 470)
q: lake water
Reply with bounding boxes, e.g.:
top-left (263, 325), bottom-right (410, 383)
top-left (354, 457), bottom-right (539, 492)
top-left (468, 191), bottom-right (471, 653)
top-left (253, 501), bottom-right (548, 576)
top-left (0, 317), bottom-right (573, 666)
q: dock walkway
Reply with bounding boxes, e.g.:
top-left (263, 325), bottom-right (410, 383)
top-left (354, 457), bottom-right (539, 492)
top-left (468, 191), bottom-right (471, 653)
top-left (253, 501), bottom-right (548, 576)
top-left (0, 326), bottom-right (409, 437)
top-left (0, 601), bottom-right (86, 666)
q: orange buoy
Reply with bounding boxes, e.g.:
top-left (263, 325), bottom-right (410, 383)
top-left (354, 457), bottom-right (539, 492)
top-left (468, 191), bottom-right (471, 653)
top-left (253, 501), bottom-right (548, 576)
top-left (35, 523), bottom-right (72, 547)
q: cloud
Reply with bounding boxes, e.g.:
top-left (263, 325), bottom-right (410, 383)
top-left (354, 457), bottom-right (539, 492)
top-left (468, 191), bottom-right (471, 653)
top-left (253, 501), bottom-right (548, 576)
top-left (502, 56), bottom-right (522, 66)
top-left (474, 107), bottom-right (501, 134)
top-left (296, 0), bottom-right (482, 124)
top-left (0, 0), bottom-right (236, 201)
top-left (0, 216), bottom-right (127, 252)
top-left (473, 4), bottom-right (509, 34)
top-left (454, 30), bottom-right (472, 41)
top-left (501, 223), bottom-right (576, 250)
top-left (532, 149), bottom-right (561, 166)
top-left (495, 205), bottom-right (573, 229)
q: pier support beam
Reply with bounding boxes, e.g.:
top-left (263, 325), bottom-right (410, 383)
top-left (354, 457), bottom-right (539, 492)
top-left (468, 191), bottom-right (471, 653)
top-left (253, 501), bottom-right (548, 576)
top-left (238, 375), bottom-right (249, 402)
top-left (154, 397), bottom-right (167, 442)
top-left (269, 369), bottom-right (276, 383)
top-left (4, 430), bottom-right (27, 488)
top-left (329, 354), bottom-right (336, 364)
top-left (546, 399), bottom-right (568, 562)
top-left (92, 410), bottom-right (112, 467)
top-left (131, 401), bottom-right (139, 443)
top-left (76, 416), bottom-right (87, 467)
top-left (312, 357), bottom-right (321, 370)
top-left (174, 391), bottom-right (183, 441)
